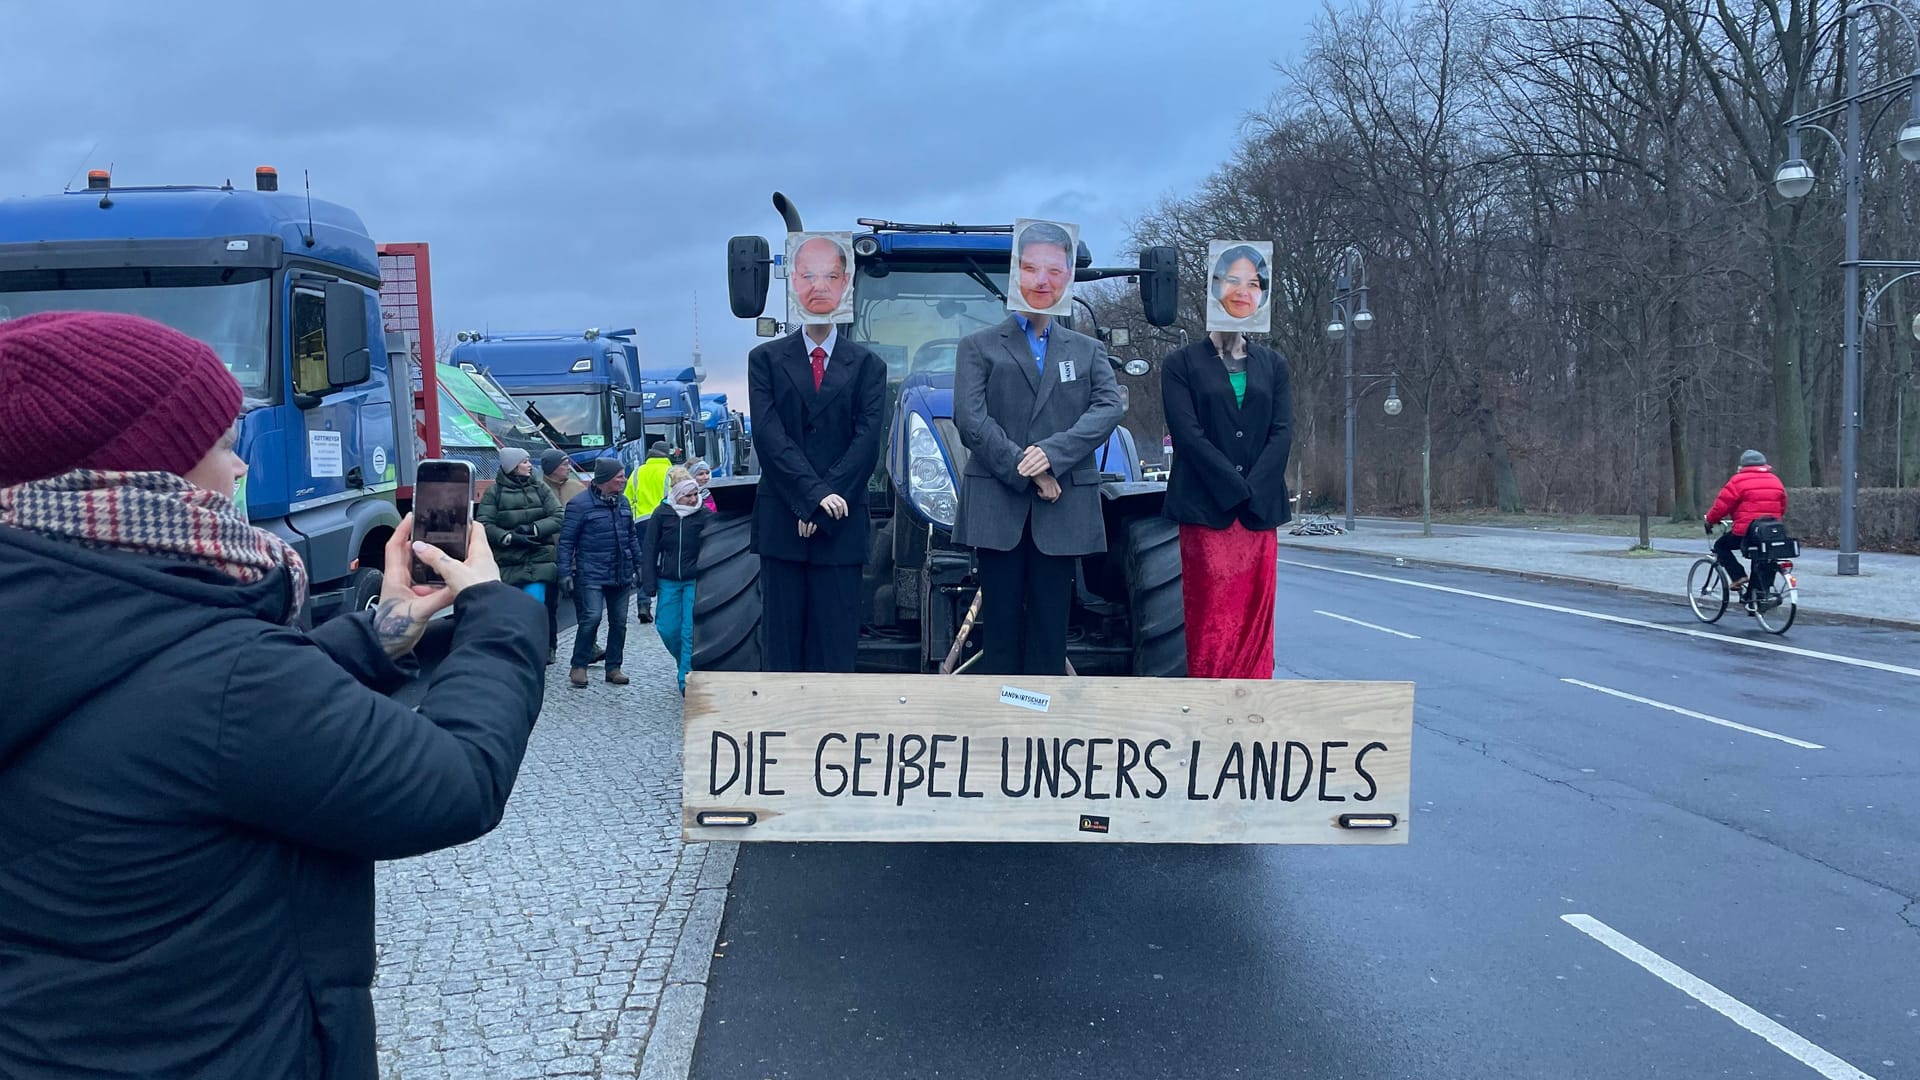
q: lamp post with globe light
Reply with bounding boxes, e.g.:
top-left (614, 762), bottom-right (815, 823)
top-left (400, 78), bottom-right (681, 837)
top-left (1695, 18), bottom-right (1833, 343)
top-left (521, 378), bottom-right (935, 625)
top-left (1329, 248), bottom-right (1377, 531)
top-left (1774, 0), bottom-right (1920, 574)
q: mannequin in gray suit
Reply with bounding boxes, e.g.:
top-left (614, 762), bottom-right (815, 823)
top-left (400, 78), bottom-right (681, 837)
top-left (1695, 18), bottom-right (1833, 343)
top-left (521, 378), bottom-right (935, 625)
top-left (953, 235), bottom-right (1124, 675)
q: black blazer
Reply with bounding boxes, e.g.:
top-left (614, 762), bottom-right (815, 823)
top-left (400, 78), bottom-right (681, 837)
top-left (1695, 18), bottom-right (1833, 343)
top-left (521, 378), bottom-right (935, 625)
top-left (1160, 339), bottom-right (1293, 530)
top-left (746, 331), bottom-right (888, 565)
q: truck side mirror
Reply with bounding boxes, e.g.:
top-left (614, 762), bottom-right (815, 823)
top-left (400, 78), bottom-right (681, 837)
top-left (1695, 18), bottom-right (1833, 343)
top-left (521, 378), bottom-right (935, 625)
top-left (323, 281), bottom-right (372, 388)
top-left (1138, 245), bottom-right (1178, 327)
top-left (728, 236), bottom-right (772, 318)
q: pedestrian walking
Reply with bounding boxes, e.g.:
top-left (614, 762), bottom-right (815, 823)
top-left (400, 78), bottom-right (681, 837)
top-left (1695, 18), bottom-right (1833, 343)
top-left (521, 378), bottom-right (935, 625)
top-left (642, 476), bottom-right (711, 694)
top-left (1160, 330), bottom-right (1294, 679)
top-left (558, 457), bottom-right (640, 688)
top-left (479, 446), bottom-right (565, 662)
top-left (542, 448), bottom-right (603, 663)
top-left (0, 311), bottom-right (545, 1080)
top-left (624, 440), bottom-right (674, 522)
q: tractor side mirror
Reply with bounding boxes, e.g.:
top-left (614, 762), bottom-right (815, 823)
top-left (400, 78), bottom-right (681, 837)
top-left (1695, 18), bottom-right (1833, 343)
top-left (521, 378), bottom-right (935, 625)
top-left (1138, 245), bottom-right (1178, 327)
top-left (728, 235), bottom-right (772, 318)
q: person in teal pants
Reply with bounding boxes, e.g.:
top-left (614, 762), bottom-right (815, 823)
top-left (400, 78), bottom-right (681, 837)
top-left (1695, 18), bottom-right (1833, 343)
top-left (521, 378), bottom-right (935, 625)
top-left (639, 478), bottom-right (710, 694)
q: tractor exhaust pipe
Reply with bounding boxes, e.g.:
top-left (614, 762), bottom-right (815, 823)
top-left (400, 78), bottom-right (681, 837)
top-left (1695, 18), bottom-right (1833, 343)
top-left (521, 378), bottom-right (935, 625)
top-left (773, 192), bottom-right (803, 233)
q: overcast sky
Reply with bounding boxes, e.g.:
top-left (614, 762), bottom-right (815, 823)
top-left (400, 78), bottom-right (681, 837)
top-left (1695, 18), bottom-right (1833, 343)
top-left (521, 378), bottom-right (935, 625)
top-left (3, 0), bottom-right (1317, 405)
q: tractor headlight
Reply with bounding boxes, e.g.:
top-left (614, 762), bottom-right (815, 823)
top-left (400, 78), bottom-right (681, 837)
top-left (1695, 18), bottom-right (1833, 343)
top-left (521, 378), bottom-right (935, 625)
top-left (905, 412), bottom-right (957, 527)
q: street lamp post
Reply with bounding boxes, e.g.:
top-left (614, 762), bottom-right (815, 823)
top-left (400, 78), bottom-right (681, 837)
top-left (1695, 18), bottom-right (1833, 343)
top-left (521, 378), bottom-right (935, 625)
top-left (1776, 0), bottom-right (1920, 576)
top-left (1328, 248), bottom-right (1375, 532)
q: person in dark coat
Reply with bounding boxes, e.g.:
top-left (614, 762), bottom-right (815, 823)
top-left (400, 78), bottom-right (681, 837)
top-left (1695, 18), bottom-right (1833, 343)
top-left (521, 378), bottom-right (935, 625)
top-left (953, 306), bottom-right (1124, 676)
top-left (479, 446), bottom-right (565, 661)
top-left (745, 320), bottom-right (887, 671)
top-left (557, 456), bottom-right (640, 688)
top-left (0, 311), bottom-right (545, 1080)
top-left (1160, 331), bottom-right (1293, 678)
top-left (641, 477), bottom-right (711, 694)
top-left (539, 448), bottom-right (593, 662)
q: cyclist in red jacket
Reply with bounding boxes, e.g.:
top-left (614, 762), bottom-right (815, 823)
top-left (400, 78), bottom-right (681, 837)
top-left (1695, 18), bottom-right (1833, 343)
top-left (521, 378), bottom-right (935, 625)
top-left (1705, 449), bottom-right (1789, 590)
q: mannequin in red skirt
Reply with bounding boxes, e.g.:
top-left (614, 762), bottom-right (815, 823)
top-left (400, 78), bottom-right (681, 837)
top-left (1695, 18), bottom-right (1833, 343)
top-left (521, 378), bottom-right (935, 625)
top-left (1159, 330), bottom-right (1294, 678)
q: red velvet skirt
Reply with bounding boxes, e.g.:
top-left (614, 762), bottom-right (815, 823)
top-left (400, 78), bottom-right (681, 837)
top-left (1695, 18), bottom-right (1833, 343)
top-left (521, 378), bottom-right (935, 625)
top-left (1179, 522), bottom-right (1277, 679)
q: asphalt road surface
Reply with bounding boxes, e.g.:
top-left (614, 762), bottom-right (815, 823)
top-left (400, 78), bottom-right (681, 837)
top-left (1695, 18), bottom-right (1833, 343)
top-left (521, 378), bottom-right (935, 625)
top-left (690, 550), bottom-right (1920, 1079)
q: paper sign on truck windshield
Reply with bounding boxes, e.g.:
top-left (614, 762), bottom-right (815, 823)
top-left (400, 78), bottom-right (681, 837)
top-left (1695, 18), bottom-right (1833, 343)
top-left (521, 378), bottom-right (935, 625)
top-left (682, 673), bottom-right (1412, 845)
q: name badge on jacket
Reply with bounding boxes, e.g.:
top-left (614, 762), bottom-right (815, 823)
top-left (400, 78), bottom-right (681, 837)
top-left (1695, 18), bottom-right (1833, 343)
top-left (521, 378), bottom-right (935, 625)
top-left (1059, 358), bottom-right (1078, 383)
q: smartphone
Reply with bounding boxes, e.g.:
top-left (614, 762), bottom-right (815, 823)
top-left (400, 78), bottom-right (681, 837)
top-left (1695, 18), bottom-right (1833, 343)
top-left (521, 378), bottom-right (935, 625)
top-left (410, 459), bottom-right (474, 586)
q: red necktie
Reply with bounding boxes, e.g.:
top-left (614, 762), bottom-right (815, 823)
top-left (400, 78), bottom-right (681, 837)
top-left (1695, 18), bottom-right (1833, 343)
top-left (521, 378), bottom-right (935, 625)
top-left (810, 347), bottom-right (826, 392)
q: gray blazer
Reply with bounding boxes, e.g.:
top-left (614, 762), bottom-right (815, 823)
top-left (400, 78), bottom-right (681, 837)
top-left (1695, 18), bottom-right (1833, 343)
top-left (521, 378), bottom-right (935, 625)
top-left (952, 316), bottom-right (1124, 556)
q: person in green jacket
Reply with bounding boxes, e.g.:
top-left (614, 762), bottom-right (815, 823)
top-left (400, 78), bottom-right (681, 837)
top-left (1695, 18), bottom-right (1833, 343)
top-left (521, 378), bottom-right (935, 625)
top-left (478, 447), bottom-right (565, 660)
top-left (624, 441), bottom-right (676, 523)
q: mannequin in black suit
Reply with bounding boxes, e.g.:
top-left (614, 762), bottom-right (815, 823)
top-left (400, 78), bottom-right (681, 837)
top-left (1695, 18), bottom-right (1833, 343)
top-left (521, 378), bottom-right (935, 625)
top-left (745, 323), bottom-right (887, 671)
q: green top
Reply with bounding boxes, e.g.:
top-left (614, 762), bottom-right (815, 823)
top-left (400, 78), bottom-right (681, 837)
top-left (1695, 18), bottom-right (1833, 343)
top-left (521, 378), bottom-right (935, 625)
top-left (1228, 370), bottom-right (1248, 407)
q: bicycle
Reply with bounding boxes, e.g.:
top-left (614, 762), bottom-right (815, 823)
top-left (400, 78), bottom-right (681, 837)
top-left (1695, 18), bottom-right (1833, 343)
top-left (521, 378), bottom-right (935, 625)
top-left (1686, 519), bottom-right (1798, 634)
top-left (1289, 512), bottom-right (1345, 536)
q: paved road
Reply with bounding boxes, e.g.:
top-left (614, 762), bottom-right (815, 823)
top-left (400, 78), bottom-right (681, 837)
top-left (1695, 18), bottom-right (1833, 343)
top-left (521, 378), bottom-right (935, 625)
top-left (691, 551), bottom-right (1920, 1079)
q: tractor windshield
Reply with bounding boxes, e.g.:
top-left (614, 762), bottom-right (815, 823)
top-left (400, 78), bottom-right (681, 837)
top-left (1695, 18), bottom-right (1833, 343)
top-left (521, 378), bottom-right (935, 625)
top-left (847, 266), bottom-right (1009, 380)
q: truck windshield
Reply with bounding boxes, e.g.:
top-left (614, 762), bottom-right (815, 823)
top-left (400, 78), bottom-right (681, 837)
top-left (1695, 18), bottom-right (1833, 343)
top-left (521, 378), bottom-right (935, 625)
top-left (848, 266), bottom-right (1010, 381)
top-left (517, 392), bottom-right (607, 448)
top-left (0, 268), bottom-right (273, 396)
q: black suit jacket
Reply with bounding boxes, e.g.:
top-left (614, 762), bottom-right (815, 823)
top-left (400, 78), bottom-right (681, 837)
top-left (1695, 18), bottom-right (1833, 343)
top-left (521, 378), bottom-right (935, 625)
top-left (746, 331), bottom-right (888, 565)
top-left (1160, 339), bottom-right (1294, 530)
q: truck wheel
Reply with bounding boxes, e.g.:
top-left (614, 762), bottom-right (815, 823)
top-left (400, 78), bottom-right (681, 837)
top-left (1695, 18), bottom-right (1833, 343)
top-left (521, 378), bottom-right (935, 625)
top-left (693, 509), bottom-right (763, 671)
top-left (1123, 516), bottom-right (1186, 677)
top-left (348, 567), bottom-right (384, 613)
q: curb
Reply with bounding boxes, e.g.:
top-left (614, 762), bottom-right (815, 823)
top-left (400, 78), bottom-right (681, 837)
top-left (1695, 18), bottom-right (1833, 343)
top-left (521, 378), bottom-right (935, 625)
top-left (1279, 539), bottom-right (1920, 634)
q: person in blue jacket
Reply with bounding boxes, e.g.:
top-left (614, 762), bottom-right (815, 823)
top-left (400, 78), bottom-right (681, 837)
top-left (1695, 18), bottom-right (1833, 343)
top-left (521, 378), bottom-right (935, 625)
top-left (557, 456), bottom-right (641, 689)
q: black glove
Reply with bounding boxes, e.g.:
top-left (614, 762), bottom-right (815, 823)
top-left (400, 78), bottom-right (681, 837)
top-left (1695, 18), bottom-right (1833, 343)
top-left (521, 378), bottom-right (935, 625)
top-left (1704, 521), bottom-right (1714, 535)
top-left (513, 524), bottom-right (537, 538)
top-left (559, 576), bottom-right (575, 598)
top-left (507, 533), bottom-right (535, 550)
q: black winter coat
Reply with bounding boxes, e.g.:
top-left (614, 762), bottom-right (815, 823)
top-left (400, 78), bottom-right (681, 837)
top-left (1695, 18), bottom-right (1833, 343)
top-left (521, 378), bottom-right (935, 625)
top-left (557, 489), bottom-right (640, 587)
top-left (0, 523), bottom-right (545, 1080)
top-left (640, 504), bottom-right (711, 595)
top-left (1160, 339), bottom-right (1295, 530)
top-left (478, 470), bottom-right (563, 586)
top-left (745, 332), bottom-right (887, 565)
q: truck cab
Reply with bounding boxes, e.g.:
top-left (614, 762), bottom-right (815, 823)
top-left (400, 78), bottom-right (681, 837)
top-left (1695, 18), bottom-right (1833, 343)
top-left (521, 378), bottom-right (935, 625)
top-left (636, 366), bottom-right (704, 464)
top-left (699, 392), bottom-right (748, 477)
top-left (447, 329), bottom-right (638, 469)
top-left (0, 168), bottom-right (401, 623)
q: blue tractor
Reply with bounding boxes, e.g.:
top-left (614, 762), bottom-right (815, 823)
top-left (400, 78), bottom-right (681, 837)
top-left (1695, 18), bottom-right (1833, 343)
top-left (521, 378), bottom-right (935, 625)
top-left (703, 193), bottom-right (1185, 675)
top-left (0, 166), bottom-right (403, 624)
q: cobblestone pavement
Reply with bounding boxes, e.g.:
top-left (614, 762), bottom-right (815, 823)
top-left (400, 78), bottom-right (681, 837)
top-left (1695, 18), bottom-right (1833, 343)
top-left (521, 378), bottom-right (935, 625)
top-left (373, 615), bottom-right (735, 1079)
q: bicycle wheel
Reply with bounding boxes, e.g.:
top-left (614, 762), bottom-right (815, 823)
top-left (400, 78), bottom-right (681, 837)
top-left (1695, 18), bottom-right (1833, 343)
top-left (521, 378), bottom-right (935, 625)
top-left (1687, 558), bottom-right (1728, 623)
top-left (1754, 582), bottom-right (1796, 635)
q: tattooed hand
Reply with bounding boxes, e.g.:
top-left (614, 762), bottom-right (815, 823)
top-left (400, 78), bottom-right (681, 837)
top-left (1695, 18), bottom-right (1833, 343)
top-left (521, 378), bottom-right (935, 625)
top-left (373, 516), bottom-right (500, 657)
top-left (371, 595), bottom-right (435, 659)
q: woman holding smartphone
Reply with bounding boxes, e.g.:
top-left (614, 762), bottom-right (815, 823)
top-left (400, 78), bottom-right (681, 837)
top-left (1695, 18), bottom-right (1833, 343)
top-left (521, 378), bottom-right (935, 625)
top-left (0, 312), bottom-right (547, 1079)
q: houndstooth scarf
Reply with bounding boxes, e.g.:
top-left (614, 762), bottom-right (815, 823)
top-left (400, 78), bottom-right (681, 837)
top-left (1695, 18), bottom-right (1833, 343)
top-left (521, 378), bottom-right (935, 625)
top-left (0, 469), bottom-right (309, 623)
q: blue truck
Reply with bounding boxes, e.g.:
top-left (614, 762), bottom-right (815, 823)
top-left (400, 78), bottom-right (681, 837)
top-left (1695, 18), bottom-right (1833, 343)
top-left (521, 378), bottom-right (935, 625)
top-left (447, 329), bottom-right (642, 470)
top-left (0, 166), bottom-right (408, 623)
top-left (699, 392), bottom-right (751, 478)
top-left (706, 193), bottom-right (1184, 675)
top-left (635, 365), bottom-right (703, 462)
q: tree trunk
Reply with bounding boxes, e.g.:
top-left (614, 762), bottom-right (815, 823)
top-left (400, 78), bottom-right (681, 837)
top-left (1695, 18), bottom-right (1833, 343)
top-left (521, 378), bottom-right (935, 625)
top-left (1769, 230), bottom-right (1814, 487)
top-left (1666, 374), bottom-right (1696, 520)
top-left (1422, 406), bottom-right (1433, 536)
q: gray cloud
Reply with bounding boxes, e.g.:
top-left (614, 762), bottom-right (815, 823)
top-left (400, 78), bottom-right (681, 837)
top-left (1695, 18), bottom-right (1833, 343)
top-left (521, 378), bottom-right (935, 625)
top-left (2, 0), bottom-right (1318, 403)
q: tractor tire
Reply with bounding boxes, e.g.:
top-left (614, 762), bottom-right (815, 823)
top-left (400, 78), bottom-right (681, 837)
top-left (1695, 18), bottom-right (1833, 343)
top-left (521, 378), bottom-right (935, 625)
top-left (693, 509), bottom-right (764, 671)
top-left (1123, 515), bottom-right (1186, 677)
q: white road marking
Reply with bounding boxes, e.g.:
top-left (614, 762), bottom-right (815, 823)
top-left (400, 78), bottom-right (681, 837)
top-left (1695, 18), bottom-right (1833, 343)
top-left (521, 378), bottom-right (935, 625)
top-left (1279, 558), bottom-right (1920, 680)
top-left (1561, 914), bottom-right (1878, 1080)
top-left (1561, 679), bottom-right (1825, 750)
top-left (1313, 609), bottom-right (1420, 639)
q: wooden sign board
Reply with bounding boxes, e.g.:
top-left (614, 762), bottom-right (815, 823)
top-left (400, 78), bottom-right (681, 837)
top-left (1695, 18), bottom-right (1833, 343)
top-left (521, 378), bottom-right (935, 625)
top-left (682, 673), bottom-right (1412, 845)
